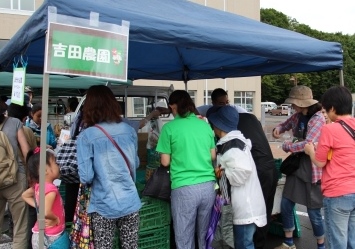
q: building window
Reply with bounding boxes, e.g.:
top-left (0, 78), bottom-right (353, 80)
top-left (0, 0), bottom-right (34, 11)
top-left (204, 90), bottom-right (213, 105)
top-left (132, 97), bottom-right (147, 117)
top-left (188, 90), bottom-right (196, 104)
top-left (234, 91), bottom-right (254, 112)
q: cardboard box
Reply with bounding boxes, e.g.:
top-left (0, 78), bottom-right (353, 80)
top-left (138, 133), bottom-right (149, 166)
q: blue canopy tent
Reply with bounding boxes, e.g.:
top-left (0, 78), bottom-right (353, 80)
top-left (0, 0), bottom-right (343, 82)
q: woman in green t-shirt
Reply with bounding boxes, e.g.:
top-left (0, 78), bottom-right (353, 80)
top-left (156, 90), bottom-right (216, 249)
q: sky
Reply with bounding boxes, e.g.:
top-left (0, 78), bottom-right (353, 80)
top-left (260, 0), bottom-right (355, 35)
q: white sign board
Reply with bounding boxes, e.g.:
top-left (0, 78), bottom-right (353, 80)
top-left (11, 67), bottom-right (26, 105)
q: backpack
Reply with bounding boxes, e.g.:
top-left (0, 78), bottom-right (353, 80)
top-left (0, 118), bottom-right (18, 189)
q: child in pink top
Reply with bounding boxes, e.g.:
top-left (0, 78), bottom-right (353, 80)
top-left (22, 148), bottom-right (66, 249)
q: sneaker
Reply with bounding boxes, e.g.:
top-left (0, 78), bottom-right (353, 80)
top-left (274, 243), bottom-right (296, 249)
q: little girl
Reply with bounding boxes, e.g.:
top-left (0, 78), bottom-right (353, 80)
top-left (22, 148), bottom-right (67, 249)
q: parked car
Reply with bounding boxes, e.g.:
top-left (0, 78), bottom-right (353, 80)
top-left (270, 105), bottom-right (289, 116)
top-left (261, 102), bottom-right (277, 112)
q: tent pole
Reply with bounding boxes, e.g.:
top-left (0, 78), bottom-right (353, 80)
top-left (38, 72), bottom-right (50, 249)
top-left (339, 70), bottom-right (344, 86)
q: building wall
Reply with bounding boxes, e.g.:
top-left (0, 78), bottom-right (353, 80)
top-left (0, 0), bottom-right (262, 118)
top-left (0, 0), bottom-right (43, 39)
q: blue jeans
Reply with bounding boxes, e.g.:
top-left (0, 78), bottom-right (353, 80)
top-left (171, 181), bottom-right (216, 249)
top-left (323, 194), bottom-right (355, 249)
top-left (281, 197), bottom-right (324, 239)
top-left (233, 223), bottom-right (256, 249)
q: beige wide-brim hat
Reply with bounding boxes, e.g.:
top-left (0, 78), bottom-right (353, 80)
top-left (284, 85), bottom-right (318, 107)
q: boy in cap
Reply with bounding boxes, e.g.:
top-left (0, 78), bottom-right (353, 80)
top-left (208, 105), bottom-right (266, 249)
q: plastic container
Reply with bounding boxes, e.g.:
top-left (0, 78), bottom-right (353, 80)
top-left (139, 196), bottom-right (171, 232)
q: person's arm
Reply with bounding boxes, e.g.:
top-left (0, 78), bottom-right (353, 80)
top-left (161, 153), bottom-right (170, 167)
top-left (304, 142), bottom-right (327, 168)
top-left (44, 192), bottom-right (60, 226)
top-left (220, 149), bottom-right (252, 186)
top-left (77, 133), bottom-right (94, 184)
top-left (22, 187), bottom-right (35, 207)
top-left (282, 113), bottom-right (324, 153)
top-left (17, 127), bottom-right (30, 163)
top-left (138, 110), bottom-right (162, 129)
top-left (272, 113), bottom-right (297, 139)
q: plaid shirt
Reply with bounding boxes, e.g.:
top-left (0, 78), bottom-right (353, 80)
top-left (277, 111), bottom-right (325, 183)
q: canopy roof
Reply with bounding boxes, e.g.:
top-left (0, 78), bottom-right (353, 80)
top-left (0, 0), bottom-right (343, 82)
top-left (0, 72), bottom-right (132, 96)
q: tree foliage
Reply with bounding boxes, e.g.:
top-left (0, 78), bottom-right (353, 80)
top-left (260, 8), bottom-right (355, 104)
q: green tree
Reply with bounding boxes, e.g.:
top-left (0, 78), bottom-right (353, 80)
top-left (260, 8), bottom-right (355, 101)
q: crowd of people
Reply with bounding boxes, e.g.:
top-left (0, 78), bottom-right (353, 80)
top-left (0, 84), bottom-right (354, 249)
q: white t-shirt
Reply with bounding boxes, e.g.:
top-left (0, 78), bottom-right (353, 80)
top-left (196, 104), bottom-right (247, 117)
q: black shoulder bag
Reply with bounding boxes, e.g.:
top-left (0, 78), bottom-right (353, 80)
top-left (338, 120), bottom-right (355, 140)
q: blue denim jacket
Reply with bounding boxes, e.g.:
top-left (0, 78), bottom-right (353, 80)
top-left (77, 122), bottom-right (141, 219)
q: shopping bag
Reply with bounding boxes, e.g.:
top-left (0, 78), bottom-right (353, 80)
top-left (70, 184), bottom-right (94, 249)
top-left (56, 139), bottom-right (80, 184)
top-left (207, 172), bottom-right (234, 249)
top-left (280, 152), bottom-right (304, 176)
top-left (142, 165), bottom-right (171, 202)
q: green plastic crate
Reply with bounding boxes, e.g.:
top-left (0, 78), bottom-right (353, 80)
top-left (274, 158), bottom-right (283, 179)
top-left (139, 197), bottom-right (171, 232)
top-left (138, 225), bottom-right (170, 249)
top-left (114, 225), bottom-right (170, 249)
top-left (269, 208), bottom-right (301, 238)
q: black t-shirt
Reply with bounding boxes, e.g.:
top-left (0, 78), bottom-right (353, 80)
top-left (237, 113), bottom-right (277, 187)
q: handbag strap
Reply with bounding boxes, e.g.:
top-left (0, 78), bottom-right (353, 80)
top-left (338, 120), bottom-right (355, 140)
top-left (94, 124), bottom-right (133, 178)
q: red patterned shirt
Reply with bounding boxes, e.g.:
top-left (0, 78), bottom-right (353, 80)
top-left (276, 111), bottom-right (325, 183)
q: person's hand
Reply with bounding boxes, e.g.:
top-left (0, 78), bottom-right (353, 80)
top-left (45, 216), bottom-right (59, 227)
top-left (155, 107), bottom-right (170, 115)
top-left (304, 142), bottom-right (315, 155)
top-left (150, 110), bottom-right (161, 118)
top-left (215, 165), bottom-right (222, 179)
top-left (272, 127), bottom-right (281, 139)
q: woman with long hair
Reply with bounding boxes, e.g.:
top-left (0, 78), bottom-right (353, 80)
top-left (76, 85), bottom-right (140, 249)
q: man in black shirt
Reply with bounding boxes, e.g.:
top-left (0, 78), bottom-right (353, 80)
top-left (204, 88), bottom-right (278, 249)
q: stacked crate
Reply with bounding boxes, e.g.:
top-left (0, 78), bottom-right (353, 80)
top-left (114, 168), bottom-right (171, 249)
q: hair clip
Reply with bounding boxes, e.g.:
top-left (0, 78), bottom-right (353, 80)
top-left (33, 147), bottom-right (40, 154)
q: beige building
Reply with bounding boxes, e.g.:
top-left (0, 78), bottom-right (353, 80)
top-left (0, 0), bottom-right (262, 118)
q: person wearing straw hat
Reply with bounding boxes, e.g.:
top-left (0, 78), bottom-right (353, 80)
top-left (272, 85), bottom-right (325, 249)
top-left (208, 105), bottom-right (266, 249)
